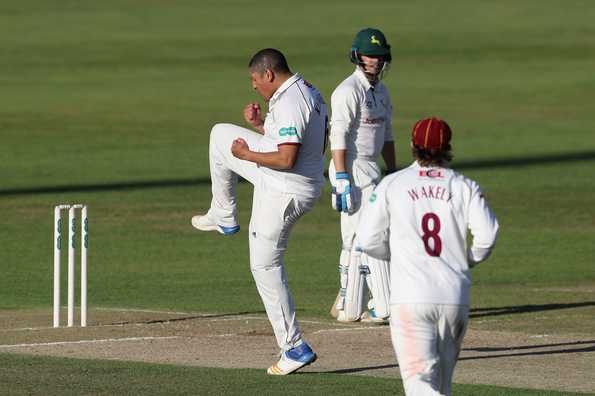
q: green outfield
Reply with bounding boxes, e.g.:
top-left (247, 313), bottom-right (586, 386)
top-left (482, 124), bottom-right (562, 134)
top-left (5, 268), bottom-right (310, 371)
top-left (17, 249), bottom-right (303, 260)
top-left (0, 353), bottom-right (585, 396)
top-left (1, 0), bottom-right (594, 395)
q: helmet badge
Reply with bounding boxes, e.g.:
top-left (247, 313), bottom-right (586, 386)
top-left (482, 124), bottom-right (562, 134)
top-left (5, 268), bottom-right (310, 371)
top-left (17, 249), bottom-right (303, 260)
top-left (370, 35), bottom-right (381, 45)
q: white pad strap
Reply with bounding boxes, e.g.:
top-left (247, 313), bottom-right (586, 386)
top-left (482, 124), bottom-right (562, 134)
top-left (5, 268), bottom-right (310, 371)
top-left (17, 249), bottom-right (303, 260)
top-left (361, 253), bottom-right (390, 319)
top-left (336, 249), bottom-right (350, 311)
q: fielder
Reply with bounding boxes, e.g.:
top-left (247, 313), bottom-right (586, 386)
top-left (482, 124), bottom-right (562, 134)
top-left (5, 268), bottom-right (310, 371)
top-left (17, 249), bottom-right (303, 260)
top-left (191, 48), bottom-right (327, 375)
top-left (356, 117), bottom-right (499, 395)
top-left (329, 28), bottom-right (396, 322)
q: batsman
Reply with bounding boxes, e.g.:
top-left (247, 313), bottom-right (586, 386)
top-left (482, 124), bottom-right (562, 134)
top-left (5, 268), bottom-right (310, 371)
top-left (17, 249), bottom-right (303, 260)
top-left (329, 28), bottom-right (397, 322)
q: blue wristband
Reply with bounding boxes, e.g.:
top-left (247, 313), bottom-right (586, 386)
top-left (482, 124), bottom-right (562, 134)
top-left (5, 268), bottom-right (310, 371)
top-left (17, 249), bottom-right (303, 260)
top-left (336, 172), bottom-right (349, 180)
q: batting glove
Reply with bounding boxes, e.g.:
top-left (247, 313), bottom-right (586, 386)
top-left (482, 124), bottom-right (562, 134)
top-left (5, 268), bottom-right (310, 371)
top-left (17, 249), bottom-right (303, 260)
top-left (331, 172), bottom-right (353, 213)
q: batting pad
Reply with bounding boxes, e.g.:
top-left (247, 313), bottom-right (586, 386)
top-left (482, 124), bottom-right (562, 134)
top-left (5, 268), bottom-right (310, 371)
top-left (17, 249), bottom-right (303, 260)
top-left (361, 253), bottom-right (390, 319)
top-left (353, 230), bottom-right (390, 261)
top-left (341, 251), bottom-right (366, 321)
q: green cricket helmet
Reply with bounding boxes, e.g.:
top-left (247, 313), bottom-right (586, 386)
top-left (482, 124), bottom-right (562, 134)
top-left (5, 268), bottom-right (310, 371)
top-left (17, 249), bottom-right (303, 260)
top-left (350, 28), bottom-right (392, 64)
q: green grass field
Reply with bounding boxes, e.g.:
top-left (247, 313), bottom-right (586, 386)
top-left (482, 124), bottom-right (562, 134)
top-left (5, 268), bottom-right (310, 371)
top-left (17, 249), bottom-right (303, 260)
top-left (0, 353), bottom-right (584, 396)
top-left (1, 0), bottom-right (594, 394)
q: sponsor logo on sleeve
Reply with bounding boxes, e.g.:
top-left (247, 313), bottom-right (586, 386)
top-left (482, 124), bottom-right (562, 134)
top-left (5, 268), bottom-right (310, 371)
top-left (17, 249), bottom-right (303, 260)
top-left (279, 127), bottom-right (297, 137)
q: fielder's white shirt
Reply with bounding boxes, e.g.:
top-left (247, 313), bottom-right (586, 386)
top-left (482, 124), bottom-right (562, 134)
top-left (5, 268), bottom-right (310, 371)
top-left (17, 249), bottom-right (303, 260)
top-left (356, 161), bottom-right (499, 305)
top-left (260, 74), bottom-right (328, 197)
top-left (329, 67), bottom-right (394, 161)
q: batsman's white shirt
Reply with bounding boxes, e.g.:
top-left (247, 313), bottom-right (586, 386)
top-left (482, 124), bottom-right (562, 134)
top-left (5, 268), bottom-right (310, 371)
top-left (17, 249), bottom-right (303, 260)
top-left (329, 67), bottom-right (393, 170)
top-left (357, 161), bottom-right (499, 305)
top-left (259, 74), bottom-right (327, 197)
top-left (328, 67), bottom-right (395, 241)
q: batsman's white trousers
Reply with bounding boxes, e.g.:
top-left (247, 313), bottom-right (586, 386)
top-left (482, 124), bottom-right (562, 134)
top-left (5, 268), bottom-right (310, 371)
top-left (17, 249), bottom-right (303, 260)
top-left (207, 123), bottom-right (319, 351)
top-left (330, 158), bottom-right (389, 320)
top-left (390, 304), bottom-right (469, 396)
top-left (329, 157), bottom-right (380, 251)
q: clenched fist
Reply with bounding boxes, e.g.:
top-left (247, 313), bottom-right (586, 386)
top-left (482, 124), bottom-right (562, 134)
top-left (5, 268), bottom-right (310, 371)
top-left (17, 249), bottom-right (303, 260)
top-left (243, 102), bottom-right (264, 131)
top-left (231, 138), bottom-right (250, 160)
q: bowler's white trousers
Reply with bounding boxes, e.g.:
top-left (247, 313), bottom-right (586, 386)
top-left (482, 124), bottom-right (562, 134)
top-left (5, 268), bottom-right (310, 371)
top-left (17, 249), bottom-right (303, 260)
top-left (207, 123), bottom-right (319, 351)
top-left (390, 304), bottom-right (469, 396)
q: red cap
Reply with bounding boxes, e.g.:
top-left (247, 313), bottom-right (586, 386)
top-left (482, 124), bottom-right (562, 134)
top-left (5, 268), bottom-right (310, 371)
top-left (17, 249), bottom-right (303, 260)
top-left (412, 117), bottom-right (452, 150)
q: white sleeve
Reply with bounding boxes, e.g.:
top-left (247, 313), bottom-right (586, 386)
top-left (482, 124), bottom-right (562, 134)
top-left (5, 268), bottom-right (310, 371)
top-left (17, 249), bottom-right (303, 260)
top-left (274, 98), bottom-right (308, 146)
top-left (355, 179), bottom-right (391, 260)
top-left (467, 182), bottom-right (499, 266)
top-left (329, 86), bottom-right (357, 151)
top-left (384, 93), bottom-right (394, 142)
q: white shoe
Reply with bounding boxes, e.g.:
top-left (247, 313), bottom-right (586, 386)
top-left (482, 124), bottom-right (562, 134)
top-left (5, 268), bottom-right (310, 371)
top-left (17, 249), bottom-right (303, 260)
top-left (360, 309), bottom-right (389, 324)
top-left (267, 342), bottom-right (317, 375)
top-left (191, 215), bottom-right (240, 235)
top-left (336, 310), bottom-right (359, 323)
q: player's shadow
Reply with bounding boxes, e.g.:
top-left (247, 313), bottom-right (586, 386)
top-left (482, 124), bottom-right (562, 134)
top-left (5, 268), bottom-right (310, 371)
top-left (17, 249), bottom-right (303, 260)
top-left (469, 301), bottom-right (595, 319)
top-left (2, 149), bottom-right (595, 196)
top-left (322, 302), bottom-right (595, 375)
top-left (459, 339), bottom-right (595, 361)
top-left (324, 363), bottom-right (398, 374)
top-left (323, 340), bottom-right (595, 375)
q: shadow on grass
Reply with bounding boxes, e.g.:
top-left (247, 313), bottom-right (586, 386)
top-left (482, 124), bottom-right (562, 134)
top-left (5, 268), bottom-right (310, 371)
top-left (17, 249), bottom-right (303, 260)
top-left (460, 340), bottom-right (595, 361)
top-left (453, 149), bottom-right (595, 170)
top-left (2, 150), bottom-right (595, 196)
top-left (470, 301), bottom-right (595, 319)
top-left (465, 339), bottom-right (595, 353)
top-left (322, 340), bottom-right (595, 375)
top-left (0, 177), bottom-right (213, 196)
top-left (322, 301), bottom-right (595, 375)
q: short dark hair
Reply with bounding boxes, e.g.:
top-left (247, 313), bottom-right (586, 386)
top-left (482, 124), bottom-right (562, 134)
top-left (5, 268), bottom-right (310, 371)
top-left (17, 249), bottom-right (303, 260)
top-left (248, 48), bottom-right (291, 74)
top-left (412, 144), bottom-right (453, 167)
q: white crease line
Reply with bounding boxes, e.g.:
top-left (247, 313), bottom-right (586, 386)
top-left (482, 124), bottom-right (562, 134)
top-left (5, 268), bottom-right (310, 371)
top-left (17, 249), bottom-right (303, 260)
top-left (0, 326), bottom-right (54, 332)
top-left (1, 314), bottom-right (270, 333)
top-left (95, 307), bottom-right (195, 315)
top-left (203, 315), bottom-right (267, 322)
top-left (312, 326), bottom-right (389, 334)
top-left (300, 319), bottom-right (355, 327)
top-left (0, 336), bottom-right (181, 349)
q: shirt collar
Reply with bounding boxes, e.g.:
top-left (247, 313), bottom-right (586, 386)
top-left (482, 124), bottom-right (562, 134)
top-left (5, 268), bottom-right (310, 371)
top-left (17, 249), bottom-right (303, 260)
top-left (269, 73), bottom-right (301, 105)
top-left (354, 67), bottom-right (373, 90)
top-left (411, 160), bottom-right (446, 170)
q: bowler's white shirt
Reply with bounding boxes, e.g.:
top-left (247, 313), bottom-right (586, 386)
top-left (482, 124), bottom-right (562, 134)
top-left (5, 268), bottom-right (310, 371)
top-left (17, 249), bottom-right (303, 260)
top-left (356, 161), bottom-right (499, 305)
top-left (329, 68), bottom-right (393, 160)
top-left (260, 74), bottom-right (328, 197)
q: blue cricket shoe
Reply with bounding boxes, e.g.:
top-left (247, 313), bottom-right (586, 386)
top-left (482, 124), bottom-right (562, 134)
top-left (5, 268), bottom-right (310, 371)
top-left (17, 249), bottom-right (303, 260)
top-left (267, 342), bottom-right (317, 375)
